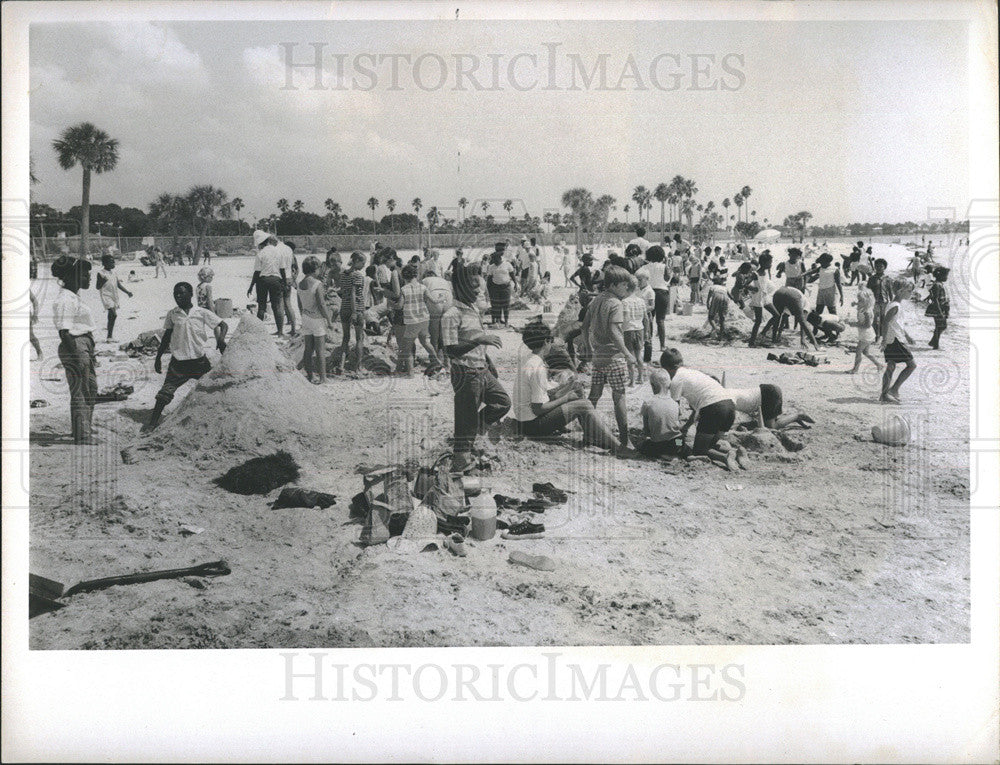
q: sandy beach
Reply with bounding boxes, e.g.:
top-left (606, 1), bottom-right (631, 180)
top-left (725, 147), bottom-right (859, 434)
top-left (26, 241), bottom-right (970, 649)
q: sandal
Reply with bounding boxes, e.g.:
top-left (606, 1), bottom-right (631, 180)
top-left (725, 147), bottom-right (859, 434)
top-left (443, 533), bottom-right (468, 557)
top-left (508, 550), bottom-right (556, 571)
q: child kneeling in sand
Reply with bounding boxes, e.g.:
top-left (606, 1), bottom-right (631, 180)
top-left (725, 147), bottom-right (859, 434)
top-left (726, 383), bottom-right (815, 430)
top-left (511, 320), bottom-right (621, 452)
top-left (143, 282), bottom-right (228, 432)
top-left (637, 370), bottom-right (686, 458)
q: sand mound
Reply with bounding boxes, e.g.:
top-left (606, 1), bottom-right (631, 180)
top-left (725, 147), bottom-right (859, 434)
top-left (132, 314), bottom-right (346, 462)
top-left (553, 292), bottom-right (582, 339)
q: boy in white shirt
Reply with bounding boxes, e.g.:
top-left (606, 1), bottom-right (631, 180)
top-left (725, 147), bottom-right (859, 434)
top-left (512, 320), bottom-right (619, 452)
top-left (621, 276), bottom-right (647, 386)
top-left (143, 282), bottom-right (228, 432)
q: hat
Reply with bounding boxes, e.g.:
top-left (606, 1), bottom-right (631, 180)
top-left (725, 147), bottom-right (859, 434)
top-left (495, 241), bottom-right (508, 249)
top-left (252, 230), bottom-right (270, 247)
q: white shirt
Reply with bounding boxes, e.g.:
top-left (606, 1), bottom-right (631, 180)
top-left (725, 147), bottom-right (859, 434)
top-left (276, 242), bottom-right (295, 274)
top-left (98, 269), bottom-right (121, 308)
top-left (727, 387), bottom-right (762, 414)
top-left (52, 287), bottom-right (96, 335)
top-left (637, 262), bottom-right (668, 290)
top-left (164, 305), bottom-right (222, 360)
top-left (512, 349), bottom-right (550, 422)
top-left (627, 236), bottom-right (652, 255)
top-left (882, 300), bottom-right (906, 345)
top-left (749, 272), bottom-right (773, 308)
top-left (253, 244), bottom-right (283, 278)
top-left (668, 367), bottom-right (731, 413)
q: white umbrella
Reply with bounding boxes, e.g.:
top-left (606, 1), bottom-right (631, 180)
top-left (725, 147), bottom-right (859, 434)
top-left (755, 228), bottom-right (781, 241)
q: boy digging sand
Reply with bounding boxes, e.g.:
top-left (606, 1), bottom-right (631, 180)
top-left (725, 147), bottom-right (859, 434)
top-left (143, 282), bottom-right (228, 432)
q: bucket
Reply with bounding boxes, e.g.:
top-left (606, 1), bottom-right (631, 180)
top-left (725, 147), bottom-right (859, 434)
top-left (468, 494), bottom-right (497, 541)
top-left (214, 298), bottom-right (233, 318)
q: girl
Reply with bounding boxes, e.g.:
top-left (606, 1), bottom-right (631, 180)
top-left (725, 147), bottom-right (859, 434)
top-left (398, 264), bottom-right (443, 376)
top-left (808, 253), bottom-right (843, 316)
top-left (95, 254), bottom-right (132, 342)
top-left (926, 266), bottom-right (950, 349)
top-left (878, 279), bottom-right (917, 403)
top-left (748, 252), bottom-right (777, 347)
top-left (297, 256), bottom-right (333, 384)
top-left (196, 267), bottom-right (214, 311)
top-left (848, 285), bottom-right (883, 373)
top-left (636, 246), bottom-right (670, 351)
top-left (729, 262), bottom-right (755, 308)
top-left (51, 256), bottom-right (98, 443)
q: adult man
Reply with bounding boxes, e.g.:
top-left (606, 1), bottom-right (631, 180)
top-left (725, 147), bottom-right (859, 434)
top-left (277, 238), bottom-right (299, 336)
top-left (247, 229), bottom-right (287, 335)
top-left (627, 226), bottom-right (652, 256)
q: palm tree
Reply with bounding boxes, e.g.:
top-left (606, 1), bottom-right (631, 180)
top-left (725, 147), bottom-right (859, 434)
top-left (292, 199), bottom-right (304, 212)
top-left (412, 198), bottom-right (423, 248)
top-left (595, 194), bottom-right (616, 240)
top-left (722, 198), bottom-right (731, 231)
top-left (480, 200), bottom-right (489, 215)
top-left (367, 197), bottom-right (379, 234)
top-left (426, 206), bottom-right (439, 246)
top-left (277, 198), bottom-right (290, 213)
top-left (623, 203), bottom-right (630, 224)
top-left (680, 198), bottom-right (696, 236)
top-left (740, 186), bottom-right (752, 224)
top-left (733, 193), bottom-right (744, 229)
top-left (668, 175), bottom-right (686, 229)
top-left (653, 183), bottom-right (670, 232)
top-left (631, 186), bottom-right (649, 224)
top-left (796, 210), bottom-right (813, 241)
top-left (561, 187), bottom-right (593, 253)
top-left (386, 198), bottom-right (396, 234)
top-left (149, 193), bottom-right (191, 253)
top-left (231, 197), bottom-right (245, 232)
top-left (324, 198), bottom-right (341, 232)
top-left (503, 199), bottom-right (514, 220)
top-left (187, 185), bottom-right (228, 261)
top-left (458, 197), bottom-right (468, 222)
top-left (52, 122), bottom-right (120, 257)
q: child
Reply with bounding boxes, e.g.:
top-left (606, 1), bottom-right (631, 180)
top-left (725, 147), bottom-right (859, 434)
top-left (637, 271), bottom-right (656, 362)
top-left (762, 286), bottom-right (820, 349)
top-left (127, 269), bottom-right (140, 283)
top-left (621, 275), bottom-right (646, 386)
top-left (95, 254), bottom-right (133, 342)
top-left (335, 251), bottom-right (366, 374)
top-left (398, 264), bottom-right (443, 376)
top-left (581, 265), bottom-right (632, 450)
top-left (422, 263), bottom-right (454, 370)
top-left (747, 253), bottom-right (777, 347)
top-left (143, 282), bottom-right (228, 432)
top-left (659, 348), bottom-right (739, 469)
top-left (726, 383), bottom-right (814, 430)
top-left (687, 255), bottom-right (703, 304)
top-left (297, 256), bottom-right (333, 384)
top-left (926, 266), bottom-right (950, 349)
top-left (807, 253), bottom-right (843, 316)
top-left (154, 247), bottom-right (167, 279)
top-left (196, 267), bottom-right (214, 311)
top-left (847, 285), bottom-right (883, 374)
top-left (805, 309), bottom-right (845, 344)
top-left (511, 320), bottom-right (619, 451)
top-left (878, 278), bottom-right (917, 403)
top-left (867, 258), bottom-right (892, 337)
top-left (705, 283), bottom-right (730, 340)
top-left (637, 370), bottom-right (685, 458)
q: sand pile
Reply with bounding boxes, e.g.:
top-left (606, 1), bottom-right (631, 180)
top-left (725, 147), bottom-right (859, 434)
top-left (553, 292), bottom-right (582, 338)
top-left (131, 314), bottom-right (348, 462)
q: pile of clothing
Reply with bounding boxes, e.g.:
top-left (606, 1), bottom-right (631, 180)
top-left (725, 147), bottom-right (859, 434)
top-left (120, 330), bottom-right (163, 357)
top-left (766, 351), bottom-right (829, 367)
top-left (95, 382), bottom-right (134, 403)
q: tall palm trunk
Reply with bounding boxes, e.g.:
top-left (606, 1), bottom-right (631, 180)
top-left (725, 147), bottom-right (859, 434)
top-left (80, 166), bottom-right (91, 257)
top-left (194, 220), bottom-right (209, 262)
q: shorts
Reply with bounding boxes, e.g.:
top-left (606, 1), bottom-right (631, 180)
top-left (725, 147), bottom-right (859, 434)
top-left (857, 326), bottom-right (875, 344)
top-left (300, 314), bottom-right (327, 336)
top-left (759, 384), bottom-right (783, 422)
top-left (403, 320), bottom-right (429, 340)
top-left (883, 339), bottom-right (913, 364)
top-left (516, 407), bottom-right (569, 439)
top-left (816, 286), bottom-right (838, 313)
top-left (623, 329), bottom-right (643, 355)
top-left (708, 293), bottom-right (729, 321)
top-left (696, 399), bottom-right (736, 435)
top-left (638, 437), bottom-right (686, 459)
top-left (590, 357), bottom-right (628, 394)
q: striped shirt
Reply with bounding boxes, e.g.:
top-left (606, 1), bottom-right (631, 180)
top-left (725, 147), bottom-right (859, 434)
top-left (339, 268), bottom-right (365, 314)
top-left (622, 294), bottom-right (646, 332)
top-left (401, 282), bottom-right (430, 325)
top-left (441, 301), bottom-right (487, 369)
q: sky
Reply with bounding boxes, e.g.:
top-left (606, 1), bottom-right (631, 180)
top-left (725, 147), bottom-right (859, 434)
top-left (29, 19), bottom-right (970, 226)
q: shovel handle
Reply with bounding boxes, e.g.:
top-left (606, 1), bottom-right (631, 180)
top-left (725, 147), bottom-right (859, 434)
top-left (64, 560), bottom-right (231, 597)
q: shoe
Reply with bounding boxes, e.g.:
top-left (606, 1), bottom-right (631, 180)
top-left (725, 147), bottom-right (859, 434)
top-left (532, 482), bottom-right (568, 504)
top-left (504, 520), bottom-right (545, 537)
top-left (443, 533), bottom-right (468, 557)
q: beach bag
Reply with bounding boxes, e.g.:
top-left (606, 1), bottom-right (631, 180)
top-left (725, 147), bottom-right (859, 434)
top-left (420, 453), bottom-right (466, 517)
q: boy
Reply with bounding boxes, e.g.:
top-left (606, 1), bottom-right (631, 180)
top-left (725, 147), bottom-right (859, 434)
top-left (335, 251), bottom-right (367, 374)
top-left (621, 275), bottom-right (646, 385)
top-left (143, 282), bottom-right (228, 432)
top-left (705, 283), bottom-right (730, 340)
top-left (762, 286), bottom-right (820, 349)
top-left (878, 278), bottom-right (917, 403)
top-left (637, 271), bottom-right (656, 362)
top-left (398, 264), bottom-right (443, 376)
top-left (422, 262), bottom-right (454, 369)
top-left (581, 265), bottom-right (632, 450)
top-left (726, 383), bottom-right (815, 430)
top-left (659, 348), bottom-right (738, 469)
top-left (867, 258), bottom-right (892, 337)
top-left (926, 266), bottom-right (950, 349)
top-left (95, 254), bottom-right (132, 342)
top-left (805, 309), bottom-right (846, 344)
top-left (637, 370), bottom-right (685, 459)
top-left (512, 320), bottom-right (619, 451)
top-left (442, 264), bottom-right (511, 472)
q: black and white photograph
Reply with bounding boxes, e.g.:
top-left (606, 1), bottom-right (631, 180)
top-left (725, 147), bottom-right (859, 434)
top-left (3, 1), bottom-right (998, 761)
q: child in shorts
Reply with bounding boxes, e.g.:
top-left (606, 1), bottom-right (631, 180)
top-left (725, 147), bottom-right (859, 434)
top-left (621, 275), bottom-right (646, 386)
top-left (926, 266), bottom-right (950, 350)
top-left (398, 263), bottom-right (443, 376)
top-left (335, 251), bottom-right (366, 374)
top-left (878, 278), bottom-right (916, 403)
top-left (297, 256), bottom-right (334, 383)
top-left (848, 285), bottom-right (883, 374)
top-left (581, 265), bottom-right (632, 450)
top-left (95, 254), bottom-right (133, 342)
top-left (196, 267), bottom-right (214, 311)
top-left (706, 283), bottom-right (730, 340)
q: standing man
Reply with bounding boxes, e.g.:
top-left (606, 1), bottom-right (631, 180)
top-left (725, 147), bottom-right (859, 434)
top-left (627, 226), bottom-right (651, 256)
top-left (247, 229), bottom-right (287, 335)
top-left (276, 236), bottom-right (298, 337)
